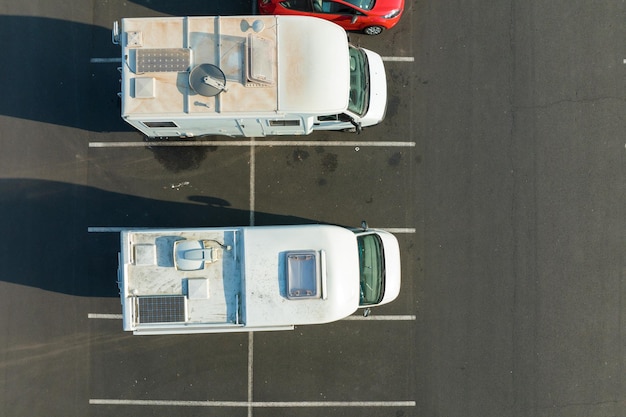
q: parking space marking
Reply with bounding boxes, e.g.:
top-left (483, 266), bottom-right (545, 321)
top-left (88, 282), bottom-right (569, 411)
top-left (88, 313), bottom-right (122, 319)
top-left (88, 220), bottom-right (415, 412)
top-left (88, 127), bottom-right (415, 415)
top-left (88, 313), bottom-right (414, 321)
top-left (89, 140), bottom-right (415, 148)
top-left (90, 399), bottom-right (416, 407)
top-left (380, 227), bottom-right (416, 233)
top-left (248, 332), bottom-right (254, 417)
top-left (343, 315), bottom-right (416, 320)
top-left (91, 57), bottom-right (414, 64)
top-left (249, 140), bottom-right (256, 227)
top-left (382, 56), bottom-right (415, 62)
top-left (90, 57), bottom-right (122, 63)
top-left (88, 226), bottom-right (415, 233)
top-left (88, 226), bottom-right (137, 232)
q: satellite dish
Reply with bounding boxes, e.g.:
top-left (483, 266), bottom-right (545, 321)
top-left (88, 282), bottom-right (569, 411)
top-left (189, 64), bottom-right (227, 97)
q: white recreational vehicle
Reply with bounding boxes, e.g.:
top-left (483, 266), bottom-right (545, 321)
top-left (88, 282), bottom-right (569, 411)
top-left (112, 15), bottom-right (387, 137)
top-left (117, 224), bottom-right (401, 335)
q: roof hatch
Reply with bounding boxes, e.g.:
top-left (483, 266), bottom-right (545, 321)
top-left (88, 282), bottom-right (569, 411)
top-left (285, 250), bottom-right (323, 300)
top-left (246, 34), bottom-right (275, 86)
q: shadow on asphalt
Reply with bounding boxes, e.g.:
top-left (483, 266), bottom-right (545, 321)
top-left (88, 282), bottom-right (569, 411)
top-left (0, 2), bottom-right (253, 133)
top-left (0, 178), bottom-right (316, 297)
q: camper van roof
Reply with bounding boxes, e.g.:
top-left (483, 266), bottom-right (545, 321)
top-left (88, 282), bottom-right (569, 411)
top-left (120, 15), bottom-right (350, 118)
top-left (119, 225), bottom-right (361, 332)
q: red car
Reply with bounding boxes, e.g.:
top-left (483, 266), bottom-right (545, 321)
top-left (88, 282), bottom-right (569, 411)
top-left (258, 0), bottom-right (404, 35)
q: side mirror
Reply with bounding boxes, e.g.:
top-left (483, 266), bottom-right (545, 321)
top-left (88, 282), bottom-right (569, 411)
top-left (349, 118), bottom-right (362, 134)
top-left (361, 220), bottom-right (368, 231)
top-left (351, 15), bottom-right (358, 24)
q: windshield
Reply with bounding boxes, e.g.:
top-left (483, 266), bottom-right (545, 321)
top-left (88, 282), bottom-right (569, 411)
top-left (357, 233), bottom-right (385, 306)
top-left (348, 46), bottom-right (370, 117)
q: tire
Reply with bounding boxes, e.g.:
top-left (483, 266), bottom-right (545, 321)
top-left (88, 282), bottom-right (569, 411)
top-left (363, 25), bottom-right (384, 35)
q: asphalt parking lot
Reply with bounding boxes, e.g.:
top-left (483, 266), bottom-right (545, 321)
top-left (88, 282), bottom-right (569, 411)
top-left (1, 0), bottom-right (625, 416)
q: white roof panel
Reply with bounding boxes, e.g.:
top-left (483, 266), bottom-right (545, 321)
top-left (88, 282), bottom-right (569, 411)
top-left (276, 17), bottom-right (350, 113)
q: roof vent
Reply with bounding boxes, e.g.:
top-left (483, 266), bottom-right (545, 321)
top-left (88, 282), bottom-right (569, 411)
top-left (133, 243), bottom-right (156, 265)
top-left (134, 77), bottom-right (155, 99)
top-left (126, 31), bottom-right (143, 47)
top-left (285, 251), bottom-right (322, 300)
top-left (246, 34), bottom-right (275, 86)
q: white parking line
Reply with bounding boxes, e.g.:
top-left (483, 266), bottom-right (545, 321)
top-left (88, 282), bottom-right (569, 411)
top-left (90, 57), bottom-right (414, 64)
top-left (249, 140), bottom-right (256, 227)
top-left (88, 227), bottom-right (415, 233)
top-left (89, 140), bottom-right (415, 148)
top-left (90, 399), bottom-right (416, 407)
top-left (87, 313), bottom-right (123, 319)
top-left (343, 315), bottom-right (416, 320)
top-left (90, 57), bottom-right (122, 63)
top-left (380, 227), bottom-right (416, 233)
top-left (382, 56), bottom-right (415, 62)
top-left (248, 332), bottom-right (254, 417)
top-left (88, 227), bottom-right (132, 232)
top-left (88, 313), bottom-right (414, 321)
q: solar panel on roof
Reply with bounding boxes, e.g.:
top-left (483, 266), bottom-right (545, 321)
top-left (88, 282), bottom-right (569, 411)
top-left (137, 296), bottom-right (186, 323)
top-left (135, 48), bottom-right (191, 73)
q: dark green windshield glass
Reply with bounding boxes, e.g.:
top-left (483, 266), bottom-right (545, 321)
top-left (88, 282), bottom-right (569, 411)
top-left (357, 233), bottom-right (385, 305)
top-left (347, 46), bottom-right (369, 117)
